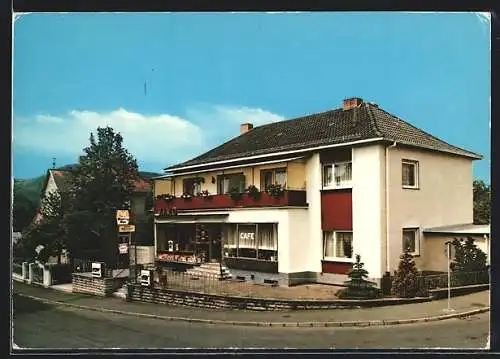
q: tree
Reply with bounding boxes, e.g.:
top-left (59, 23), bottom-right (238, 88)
top-left (473, 180), bottom-right (490, 225)
top-left (391, 249), bottom-right (422, 298)
top-left (19, 191), bottom-right (69, 263)
top-left (12, 191), bottom-right (38, 232)
top-left (65, 126), bottom-right (139, 267)
top-left (450, 237), bottom-right (488, 286)
top-left (337, 254), bottom-right (381, 299)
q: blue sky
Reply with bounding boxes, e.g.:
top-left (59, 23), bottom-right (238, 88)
top-left (13, 12), bottom-right (490, 183)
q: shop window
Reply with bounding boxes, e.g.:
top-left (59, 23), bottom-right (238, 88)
top-left (260, 168), bottom-right (287, 191)
top-left (323, 231), bottom-right (353, 261)
top-left (223, 223), bottom-right (278, 262)
top-left (257, 223), bottom-right (278, 261)
top-left (217, 173), bottom-right (246, 194)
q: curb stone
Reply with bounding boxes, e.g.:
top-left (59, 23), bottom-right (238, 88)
top-left (14, 292), bottom-right (490, 328)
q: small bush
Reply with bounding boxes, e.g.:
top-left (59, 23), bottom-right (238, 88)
top-left (337, 254), bottom-right (381, 299)
top-left (391, 249), bottom-right (426, 298)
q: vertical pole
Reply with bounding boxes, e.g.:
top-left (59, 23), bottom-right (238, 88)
top-left (446, 241), bottom-right (453, 312)
top-left (133, 232), bottom-right (137, 283)
top-left (447, 243), bottom-right (451, 311)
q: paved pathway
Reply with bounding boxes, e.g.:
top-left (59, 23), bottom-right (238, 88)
top-left (13, 281), bottom-right (490, 325)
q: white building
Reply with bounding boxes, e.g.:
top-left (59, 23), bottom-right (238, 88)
top-left (152, 98), bottom-right (485, 286)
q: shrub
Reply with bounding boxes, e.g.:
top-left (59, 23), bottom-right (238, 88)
top-left (391, 249), bottom-right (425, 298)
top-left (450, 237), bottom-right (489, 286)
top-left (337, 254), bottom-right (381, 299)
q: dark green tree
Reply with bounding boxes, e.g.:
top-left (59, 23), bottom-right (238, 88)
top-left (65, 126), bottom-right (139, 267)
top-left (12, 191), bottom-right (38, 232)
top-left (337, 254), bottom-right (381, 299)
top-left (451, 237), bottom-right (488, 286)
top-left (391, 249), bottom-right (422, 298)
top-left (473, 180), bottom-right (490, 225)
top-left (19, 191), bottom-right (69, 263)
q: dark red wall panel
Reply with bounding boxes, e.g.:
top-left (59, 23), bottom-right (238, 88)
top-left (321, 190), bottom-right (352, 230)
top-left (321, 261), bottom-right (353, 274)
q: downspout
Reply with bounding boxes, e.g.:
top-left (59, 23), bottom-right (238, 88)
top-left (385, 141), bottom-right (397, 274)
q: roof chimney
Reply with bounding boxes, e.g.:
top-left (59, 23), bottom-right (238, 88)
top-left (343, 97), bottom-right (363, 111)
top-left (240, 123), bottom-right (253, 135)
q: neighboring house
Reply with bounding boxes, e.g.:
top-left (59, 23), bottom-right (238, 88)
top-left (153, 97), bottom-right (484, 286)
top-left (33, 168), bottom-right (69, 224)
top-left (35, 167), bottom-right (153, 222)
top-left (33, 166), bottom-right (155, 263)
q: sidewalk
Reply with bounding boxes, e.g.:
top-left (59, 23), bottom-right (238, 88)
top-left (13, 281), bottom-right (490, 327)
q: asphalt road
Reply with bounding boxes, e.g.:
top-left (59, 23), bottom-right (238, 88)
top-left (12, 296), bottom-right (489, 350)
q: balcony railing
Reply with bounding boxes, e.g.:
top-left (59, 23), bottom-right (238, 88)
top-left (154, 190), bottom-right (307, 214)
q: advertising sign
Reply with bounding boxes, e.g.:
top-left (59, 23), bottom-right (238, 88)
top-left (116, 210), bottom-right (130, 225)
top-left (118, 224), bottom-right (135, 233)
top-left (119, 243), bottom-right (129, 254)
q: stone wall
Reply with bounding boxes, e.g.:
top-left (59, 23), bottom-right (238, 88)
top-left (127, 284), bottom-right (431, 311)
top-left (72, 273), bottom-right (127, 297)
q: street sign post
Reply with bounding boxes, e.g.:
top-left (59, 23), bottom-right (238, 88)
top-left (444, 241), bottom-right (455, 312)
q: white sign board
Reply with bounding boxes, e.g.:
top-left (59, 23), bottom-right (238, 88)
top-left (119, 243), bottom-right (129, 254)
top-left (116, 210), bottom-right (130, 225)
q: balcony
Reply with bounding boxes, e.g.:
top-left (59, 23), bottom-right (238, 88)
top-left (154, 190), bottom-right (307, 214)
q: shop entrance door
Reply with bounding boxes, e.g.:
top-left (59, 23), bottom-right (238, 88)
top-left (208, 224), bottom-right (223, 262)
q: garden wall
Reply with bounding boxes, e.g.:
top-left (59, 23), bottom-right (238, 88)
top-left (126, 284), bottom-right (431, 311)
top-left (72, 273), bottom-right (127, 297)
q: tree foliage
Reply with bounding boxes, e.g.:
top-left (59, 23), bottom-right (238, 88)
top-left (12, 191), bottom-right (38, 232)
top-left (19, 126), bottom-right (139, 268)
top-left (450, 237), bottom-right (488, 273)
top-left (337, 254), bottom-right (381, 299)
top-left (19, 191), bottom-right (69, 263)
top-left (391, 249), bottom-right (424, 298)
top-left (65, 126), bottom-right (139, 266)
top-left (473, 180), bottom-right (490, 225)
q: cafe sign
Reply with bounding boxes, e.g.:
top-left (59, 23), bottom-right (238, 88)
top-left (116, 210), bottom-right (130, 225)
top-left (239, 232), bottom-right (255, 240)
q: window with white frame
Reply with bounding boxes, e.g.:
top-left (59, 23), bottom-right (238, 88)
top-left (402, 228), bottom-right (420, 255)
top-left (323, 162), bottom-right (352, 189)
top-left (323, 231), bottom-right (353, 261)
top-left (402, 160), bottom-right (419, 188)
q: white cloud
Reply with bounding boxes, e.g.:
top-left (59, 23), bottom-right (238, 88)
top-left (13, 108), bottom-right (206, 164)
top-left (13, 105), bottom-right (284, 168)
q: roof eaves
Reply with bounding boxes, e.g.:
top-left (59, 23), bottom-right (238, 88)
top-left (372, 105), bottom-right (483, 160)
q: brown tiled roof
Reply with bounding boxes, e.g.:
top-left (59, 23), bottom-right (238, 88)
top-left (166, 101), bottom-right (481, 171)
top-left (44, 168), bottom-right (151, 193)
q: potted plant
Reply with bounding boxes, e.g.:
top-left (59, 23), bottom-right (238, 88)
top-left (156, 193), bottom-right (176, 202)
top-left (246, 185), bottom-right (261, 201)
top-left (198, 189), bottom-right (212, 200)
top-left (266, 183), bottom-right (284, 198)
top-left (181, 192), bottom-right (193, 201)
top-left (229, 186), bottom-right (243, 201)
